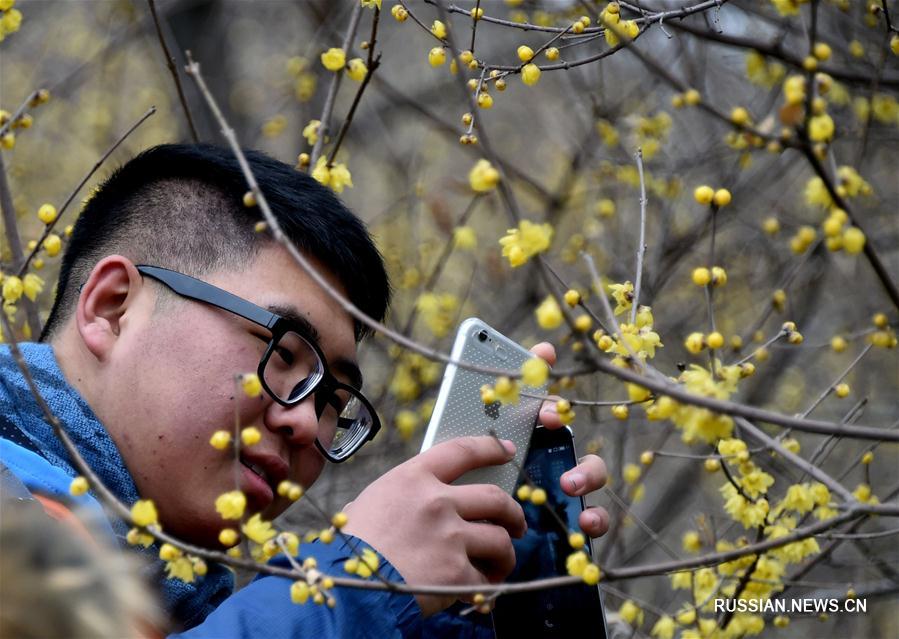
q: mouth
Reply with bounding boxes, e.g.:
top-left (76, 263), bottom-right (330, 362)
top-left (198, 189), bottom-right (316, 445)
top-left (242, 460), bottom-right (272, 487)
top-left (237, 453), bottom-right (290, 512)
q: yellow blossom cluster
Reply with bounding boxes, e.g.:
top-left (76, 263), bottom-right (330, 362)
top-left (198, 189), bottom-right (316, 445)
top-left (343, 547), bottom-right (380, 579)
top-left (745, 50), bottom-right (785, 88)
top-left (0, 0), bottom-right (23, 43)
top-left (629, 111), bottom-right (672, 160)
top-left (659, 364), bottom-right (749, 444)
top-left (600, 2), bottom-right (638, 47)
top-left (468, 159), bottom-right (500, 193)
top-left (498, 219), bottom-right (553, 267)
top-left (388, 351), bottom-right (441, 401)
top-left (596, 306), bottom-right (663, 363)
top-left (415, 292), bottom-right (459, 337)
top-left (312, 157), bottom-right (353, 193)
top-left (607, 281), bottom-right (634, 316)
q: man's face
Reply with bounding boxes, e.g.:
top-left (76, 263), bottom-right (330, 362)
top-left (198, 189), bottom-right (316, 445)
top-left (104, 245), bottom-right (358, 547)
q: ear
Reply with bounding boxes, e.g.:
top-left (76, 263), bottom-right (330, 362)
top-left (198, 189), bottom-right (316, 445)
top-left (75, 256), bottom-right (146, 361)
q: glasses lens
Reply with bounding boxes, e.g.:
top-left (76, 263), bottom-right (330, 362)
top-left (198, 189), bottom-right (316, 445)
top-left (262, 331), bottom-right (325, 403)
top-left (317, 389), bottom-right (374, 461)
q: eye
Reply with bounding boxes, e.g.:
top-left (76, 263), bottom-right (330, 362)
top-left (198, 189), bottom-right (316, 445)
top-left (276, 346), bottom-right (295, 366)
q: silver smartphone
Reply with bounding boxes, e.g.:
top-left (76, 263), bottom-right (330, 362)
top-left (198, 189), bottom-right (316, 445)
top-left (420, 317), bottom-right (548, 494)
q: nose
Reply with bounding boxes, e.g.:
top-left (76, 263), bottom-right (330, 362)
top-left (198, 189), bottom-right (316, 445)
top-left (264, 395), bottom-right (320, 447)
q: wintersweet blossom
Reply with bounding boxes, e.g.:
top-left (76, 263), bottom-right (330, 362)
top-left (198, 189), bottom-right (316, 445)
top-left (498, 219), bottom-right (553, 267)
top-left (469, 159), bottom-right (500, 193)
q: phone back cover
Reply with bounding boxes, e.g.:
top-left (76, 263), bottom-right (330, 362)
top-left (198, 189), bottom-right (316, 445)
top-left (422, 318), bottom-right (548, 494)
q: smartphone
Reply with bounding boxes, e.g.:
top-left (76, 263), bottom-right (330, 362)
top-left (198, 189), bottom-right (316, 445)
top-left (492, 426), bottom-right (609, 639)
top-left (420, 318), bottom-right (548, 495)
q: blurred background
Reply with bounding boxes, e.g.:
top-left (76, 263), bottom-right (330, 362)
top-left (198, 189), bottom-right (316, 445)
top-left (2, 1), bottom-right (898, 637)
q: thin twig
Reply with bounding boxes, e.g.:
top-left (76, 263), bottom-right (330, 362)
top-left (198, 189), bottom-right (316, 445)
top-left (630, 148), bottom-right (647, 324)
top-left (327, 6), bottom-right (382, 165)
top-left (147, 0), bottom-right (199, 142)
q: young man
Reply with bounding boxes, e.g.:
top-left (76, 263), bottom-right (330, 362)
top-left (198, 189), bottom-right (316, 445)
top-left (0, 144), bottom-right (609, 637)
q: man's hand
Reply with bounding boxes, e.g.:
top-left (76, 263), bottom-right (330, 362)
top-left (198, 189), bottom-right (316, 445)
top-left (341, 436), bottom-right (527, 616)
top-left (529, 342), bottom-right (611, 539)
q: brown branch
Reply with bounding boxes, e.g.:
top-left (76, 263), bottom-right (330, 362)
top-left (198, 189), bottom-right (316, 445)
top-left (668, 19), bottom-right (899, 90)
top-left (801, 146), bottom-right (899, 312)
top-left (0, 151), bottom-right (41, 337)
top-left (327, 6), bottom-right (382, 166)
top-left (147, 0), bottom-right (199, 143)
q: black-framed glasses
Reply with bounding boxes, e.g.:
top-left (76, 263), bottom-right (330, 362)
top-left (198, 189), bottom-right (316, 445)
top-left (136, 265), bottom-right (380, 463)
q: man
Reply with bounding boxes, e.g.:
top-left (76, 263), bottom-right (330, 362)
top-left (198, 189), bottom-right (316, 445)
top-left (0, 144), bottom-right (609, 637)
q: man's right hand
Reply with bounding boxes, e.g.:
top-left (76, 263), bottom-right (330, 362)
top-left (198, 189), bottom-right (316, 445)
top-left (341, 436), bottom-right (527, 617)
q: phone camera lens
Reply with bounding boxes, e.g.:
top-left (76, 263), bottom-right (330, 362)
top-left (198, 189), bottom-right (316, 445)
top-left (477, 330), bottom-right (488, 342)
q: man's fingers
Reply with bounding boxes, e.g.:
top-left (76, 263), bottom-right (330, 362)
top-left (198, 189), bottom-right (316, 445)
top-left (560, 454), bottom-right (608, 497)
top-left (453, 484), bottom-right (527, 538)
top-left (538, 395), bottom-right (564, 429)
top-left (420, 436), bottom-right (516, 483)
top-left (579, 506), bottom-right (610, 537)
top-left (528, 341), bottom-right (556, 367)
top-left (464, 522), bottom-right (517, 582)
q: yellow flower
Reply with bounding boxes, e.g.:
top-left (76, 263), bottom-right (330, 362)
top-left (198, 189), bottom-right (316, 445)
top-left (682, 530), bottom-right (701, 552)
top-left (494, 376), bottom-right (519, 404)
top-left (529, 487), bottom-right (546, 505)
top-left (2, 276), bottom-right (23, 304)
top-left (650, 615), bottom-right (675, 639)
top-left (535, 295), bottom-right (563, 329)
top-left (219, 528), bottom-right (240, 547)
top-left (210, 430), bottom-right (231, 450)
top-left (312, 158), bottom-right (354, 193)
top-left (739, 466), bottom-right (775, 499)
top-left (608, 281), bottom-right (634, 316)
top-left (469, 159), bottom-right (500, 193)
top-left (241, 426), bottom-right (262, 446)
top-left (521, 357), bottom-right (549, 387)
top-left (498, 220), bottom-right (553, 267)
top-left (131, 499), bottom-right (159, 527)
top-left (566, 550), bottom-right (589, 576)
top-left (215, 490), bottom-right (247, 520)
top-left (165, 556), bottom-right (195, 583)
top-left (428, 47), bottom-right (446, 67)
top-left (347, 58), bottom-right (368, 82)
top-left (69, 476), bottom-right (89, 496)
top-left (809, 113), bottom-right (835, 142)
top-left (395, 409), bottom-right (419, 440)
top-left (22, 273), bottom-right (44, 302)
top-left (261, 114), bottom-right (287, 138)
top-left (291, 580), bottom-right (310, 604)
top-left (360, 0), bottom-right (381, 9)
top-left (452, 225), bottom-right (477, 250)
top-left (126, 527), bottom-right (154, 547)
top-left (578, 563), bottom-right (600, 585)
top-left (623, 463), bottom-right (641, 484)
top-left (37, 203), bottom-right (57, 224)
top-left (242, 513), bottom-right (277, 544)
top-left (521, 63), bottom-right (541, 86)
top-left (302, 119), bottom-right (320, 145)
top-left (430, 19), bottom-right (446, 39)
top-left (619, 600), bottom-right (644, 627)
top-left (843, 227), bottom-right (865, 254)
top-left (320, 48), bottom-right (346, 72)
top-left (241, 373), bottom-right (263, 398)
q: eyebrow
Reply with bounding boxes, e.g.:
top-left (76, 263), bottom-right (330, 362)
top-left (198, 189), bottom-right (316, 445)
top-left (267, 303), bottom-right (364, 390)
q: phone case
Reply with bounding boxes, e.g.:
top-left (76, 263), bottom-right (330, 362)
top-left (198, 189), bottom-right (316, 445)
top-left (421, 318), bottom-right (549, 494)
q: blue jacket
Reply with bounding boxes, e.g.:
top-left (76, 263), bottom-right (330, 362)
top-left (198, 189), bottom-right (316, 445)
top-left (0, 343), bottom-right (495, 638)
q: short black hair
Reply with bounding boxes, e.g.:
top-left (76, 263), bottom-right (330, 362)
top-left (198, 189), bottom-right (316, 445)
top-left (40, 143), bottom-right (390, 341)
